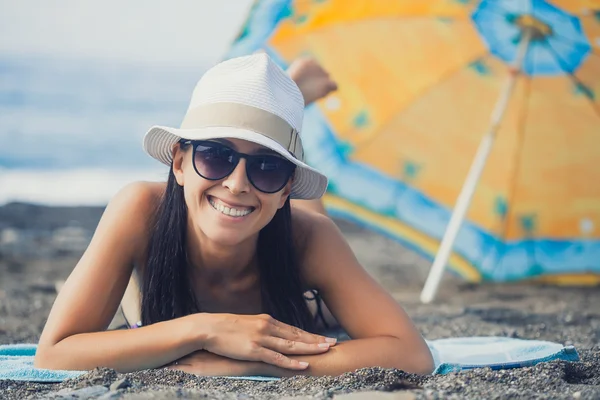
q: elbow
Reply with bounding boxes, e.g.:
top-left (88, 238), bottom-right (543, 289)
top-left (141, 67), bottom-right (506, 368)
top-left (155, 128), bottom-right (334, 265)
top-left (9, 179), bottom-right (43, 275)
top-left (410, 348), bottom-right (435, 375)
top-left (33, 345), bottom-right (55, 370)
top-left (389, 337), bottom-right (435, 375)
top-left (407, 340), bottom-right (435, 375)
top-left (392, 349), bottom-right (434, 375)
top-left (34, 343), bottom-right (71, 371)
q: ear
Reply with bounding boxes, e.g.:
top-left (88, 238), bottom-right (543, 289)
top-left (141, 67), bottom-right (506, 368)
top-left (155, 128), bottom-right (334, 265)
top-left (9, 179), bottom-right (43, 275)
top-left (277, 180), bottom-right (293, 209)
top-left (172, 144), bottom-right (186, 187)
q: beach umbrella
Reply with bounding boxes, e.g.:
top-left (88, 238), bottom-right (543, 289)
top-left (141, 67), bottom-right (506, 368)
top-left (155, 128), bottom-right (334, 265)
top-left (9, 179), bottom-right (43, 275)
top-left (227, 0), bottom-right (600, 301)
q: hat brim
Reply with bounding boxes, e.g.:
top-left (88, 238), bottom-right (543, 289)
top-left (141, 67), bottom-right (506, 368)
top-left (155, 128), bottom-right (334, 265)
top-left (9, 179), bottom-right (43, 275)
top-left (143, 126), bottom-right (328, 200)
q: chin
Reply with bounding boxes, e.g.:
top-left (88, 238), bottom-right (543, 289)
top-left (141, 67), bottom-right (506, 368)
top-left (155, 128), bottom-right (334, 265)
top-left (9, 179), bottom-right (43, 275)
top-left (209, 230), bottom-right (249, 246)
top-left (196, 219), bottom-right (255, 246)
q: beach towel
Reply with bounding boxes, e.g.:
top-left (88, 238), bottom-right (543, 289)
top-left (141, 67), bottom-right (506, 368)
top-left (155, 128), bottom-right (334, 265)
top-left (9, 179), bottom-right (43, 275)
top-left (0, 344), bottom-right (84, 382)
top-left (0, 337), bottom-right (579, 382)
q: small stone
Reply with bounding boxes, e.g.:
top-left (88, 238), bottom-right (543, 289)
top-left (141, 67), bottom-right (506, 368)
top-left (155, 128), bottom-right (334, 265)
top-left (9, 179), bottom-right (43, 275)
top-left (573, 391), bottom-right (581, 399)
top-left (109, 378), bottom-right (130, 391)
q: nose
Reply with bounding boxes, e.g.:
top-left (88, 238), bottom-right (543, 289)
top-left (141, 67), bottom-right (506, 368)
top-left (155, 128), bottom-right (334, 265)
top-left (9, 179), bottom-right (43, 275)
top-left (222, 158), bottom-right (251, 195)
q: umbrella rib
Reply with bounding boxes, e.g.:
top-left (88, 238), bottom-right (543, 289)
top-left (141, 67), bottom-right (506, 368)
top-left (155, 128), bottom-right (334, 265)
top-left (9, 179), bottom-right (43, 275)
top-left (350, 50), bottom-right (491, 151)
top-left (542, 39), bottom-right (600, 121)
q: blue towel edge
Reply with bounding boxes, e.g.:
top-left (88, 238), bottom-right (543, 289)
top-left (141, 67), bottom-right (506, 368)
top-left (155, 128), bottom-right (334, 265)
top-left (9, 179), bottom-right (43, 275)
top-left (433, 345), bottom-right (580, 375)
top-left (0, 344), bottom-right (87, 382)
top-left (0, 372), bottom-right (86, 383)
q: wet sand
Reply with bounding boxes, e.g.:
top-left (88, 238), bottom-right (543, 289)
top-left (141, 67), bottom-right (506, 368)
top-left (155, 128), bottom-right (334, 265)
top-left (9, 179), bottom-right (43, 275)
top-left (1, 217), bottom-right (599, 399)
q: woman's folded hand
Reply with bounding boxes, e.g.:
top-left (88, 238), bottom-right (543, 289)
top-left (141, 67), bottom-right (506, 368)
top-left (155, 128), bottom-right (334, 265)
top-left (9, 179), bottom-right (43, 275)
top-left (196, 313), bottom-right (337, 370)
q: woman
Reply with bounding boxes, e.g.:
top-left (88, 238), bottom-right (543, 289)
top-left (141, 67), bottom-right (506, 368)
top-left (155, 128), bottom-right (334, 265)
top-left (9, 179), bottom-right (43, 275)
top-left (34, 54), bottom-right (434, 377)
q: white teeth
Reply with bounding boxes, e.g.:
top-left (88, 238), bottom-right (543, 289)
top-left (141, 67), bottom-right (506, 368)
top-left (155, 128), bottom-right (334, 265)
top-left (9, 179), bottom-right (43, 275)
top-left (209, 198), bottom-right (253, 217)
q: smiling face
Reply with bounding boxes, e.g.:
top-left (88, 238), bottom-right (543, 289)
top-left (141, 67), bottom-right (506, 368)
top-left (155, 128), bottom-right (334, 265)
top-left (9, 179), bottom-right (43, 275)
top-left (172, 138), bottom-right (293, 248)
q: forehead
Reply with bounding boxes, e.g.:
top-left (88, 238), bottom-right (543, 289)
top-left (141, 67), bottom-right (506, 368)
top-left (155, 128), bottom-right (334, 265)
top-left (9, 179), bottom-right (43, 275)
top-left (212, 138), bottom-right (278, 155)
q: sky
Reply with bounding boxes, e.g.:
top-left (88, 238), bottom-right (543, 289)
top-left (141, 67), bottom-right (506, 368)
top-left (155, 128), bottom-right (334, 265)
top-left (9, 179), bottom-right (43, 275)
top-left (0, 1), bottom-right (252, 66)
top-left (0, 0), bottom-right (254, 206)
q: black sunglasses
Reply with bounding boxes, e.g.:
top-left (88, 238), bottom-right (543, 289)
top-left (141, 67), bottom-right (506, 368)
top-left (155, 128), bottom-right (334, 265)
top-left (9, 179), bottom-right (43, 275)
top-left (181, 140), bottom-right (296, 194)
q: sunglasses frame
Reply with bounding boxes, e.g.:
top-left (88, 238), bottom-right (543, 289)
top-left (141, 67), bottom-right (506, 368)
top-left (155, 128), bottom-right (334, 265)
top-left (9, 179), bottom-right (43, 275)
top-left (180, 139), bottom-right (296, 194)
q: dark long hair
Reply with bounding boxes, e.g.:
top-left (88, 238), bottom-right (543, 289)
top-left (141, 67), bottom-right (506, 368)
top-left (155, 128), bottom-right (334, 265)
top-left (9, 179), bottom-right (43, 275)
top-left (141, 158), bottom-right (315, 331)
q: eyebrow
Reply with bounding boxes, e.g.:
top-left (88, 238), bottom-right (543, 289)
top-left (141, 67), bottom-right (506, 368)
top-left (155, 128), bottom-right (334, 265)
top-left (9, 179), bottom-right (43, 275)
top-left (211, 138), bottom-right (280, 156)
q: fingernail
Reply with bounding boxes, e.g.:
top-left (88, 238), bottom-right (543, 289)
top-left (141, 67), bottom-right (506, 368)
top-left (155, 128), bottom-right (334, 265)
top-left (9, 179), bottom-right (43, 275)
top-left (318, 343), bottom-right (330, 348)
top-left (299, 361), bottom-right (309, 368)
top-left (325, 337), bottom-right (337, 343)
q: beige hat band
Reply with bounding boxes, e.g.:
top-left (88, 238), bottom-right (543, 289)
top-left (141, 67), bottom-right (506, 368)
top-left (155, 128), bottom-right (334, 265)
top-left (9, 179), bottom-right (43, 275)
top-left (180, 102), bottom-right (304, 161)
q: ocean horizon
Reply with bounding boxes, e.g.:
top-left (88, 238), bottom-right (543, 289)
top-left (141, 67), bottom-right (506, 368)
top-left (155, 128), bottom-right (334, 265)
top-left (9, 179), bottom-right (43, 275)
top-left (0, 167), bottom-right (169, 206)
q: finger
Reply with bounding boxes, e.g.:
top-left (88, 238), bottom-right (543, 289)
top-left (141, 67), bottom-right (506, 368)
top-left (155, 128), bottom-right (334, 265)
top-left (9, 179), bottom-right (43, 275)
top-left (263, 336), bottom-right (332, 355)
top-left (259, 348), bottom-right (310, 370)
top-left (269, 319), bottom-right (337, 345)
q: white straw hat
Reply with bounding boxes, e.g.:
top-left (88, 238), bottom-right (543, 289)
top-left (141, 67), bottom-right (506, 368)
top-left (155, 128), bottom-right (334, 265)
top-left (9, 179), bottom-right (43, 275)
top-left (143, 53), bottom-right (328, 200)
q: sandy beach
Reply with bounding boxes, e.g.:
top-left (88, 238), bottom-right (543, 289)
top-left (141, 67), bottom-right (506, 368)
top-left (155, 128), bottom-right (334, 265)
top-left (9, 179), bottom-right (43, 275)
top-left (0, 205), bottom-right (598, 399)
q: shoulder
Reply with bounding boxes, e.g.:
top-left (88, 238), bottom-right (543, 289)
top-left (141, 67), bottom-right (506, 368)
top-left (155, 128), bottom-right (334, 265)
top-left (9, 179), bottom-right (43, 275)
top-left (291, 207), bottom-right (347, 285)
top-left (291, 206), bottom-right (338, 242)
top-left (291, 206), bottom-right (329, 251)
top-left (105, 181), bottom-right (164, 227)
top-left (109, 181), bottom-right (165, 214)
top-left (98, 181), bottom-right (166, 254)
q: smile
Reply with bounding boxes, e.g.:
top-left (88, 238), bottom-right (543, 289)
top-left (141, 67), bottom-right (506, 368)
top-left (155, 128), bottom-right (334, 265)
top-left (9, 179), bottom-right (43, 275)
top-left (208, 196), bottom-right (255, 218)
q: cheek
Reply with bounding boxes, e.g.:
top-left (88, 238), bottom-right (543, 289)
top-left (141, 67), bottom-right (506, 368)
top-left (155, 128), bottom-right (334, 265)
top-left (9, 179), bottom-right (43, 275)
top-left (182, 174), bottom-right (213, 204)
top-left (258, 193), bottom-right (286, 216)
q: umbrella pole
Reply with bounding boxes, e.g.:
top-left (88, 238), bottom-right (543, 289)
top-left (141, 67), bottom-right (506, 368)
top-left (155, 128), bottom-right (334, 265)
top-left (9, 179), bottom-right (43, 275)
top-left (420, 29), bottom-right (533, 304)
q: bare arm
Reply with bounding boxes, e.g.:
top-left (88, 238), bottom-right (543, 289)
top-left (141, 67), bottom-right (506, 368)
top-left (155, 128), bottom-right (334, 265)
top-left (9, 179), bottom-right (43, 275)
top-left (266, 338), bottom-right (419, 377)
top-left (266, 211), bottom-right (434, 376)
top-left (36, 317), bottom-right (204, 372)
top-left (287, 55), bottom-right (430, 373)
top-left (34, 183), bottom-right (205, 371)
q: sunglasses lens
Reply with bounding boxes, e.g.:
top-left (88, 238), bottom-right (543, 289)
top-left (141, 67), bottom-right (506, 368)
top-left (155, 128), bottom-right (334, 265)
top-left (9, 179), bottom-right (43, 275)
top-left (193, 143), bottom-right (236, 180)
top-left (247, 156), bottom-right (294, 193)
